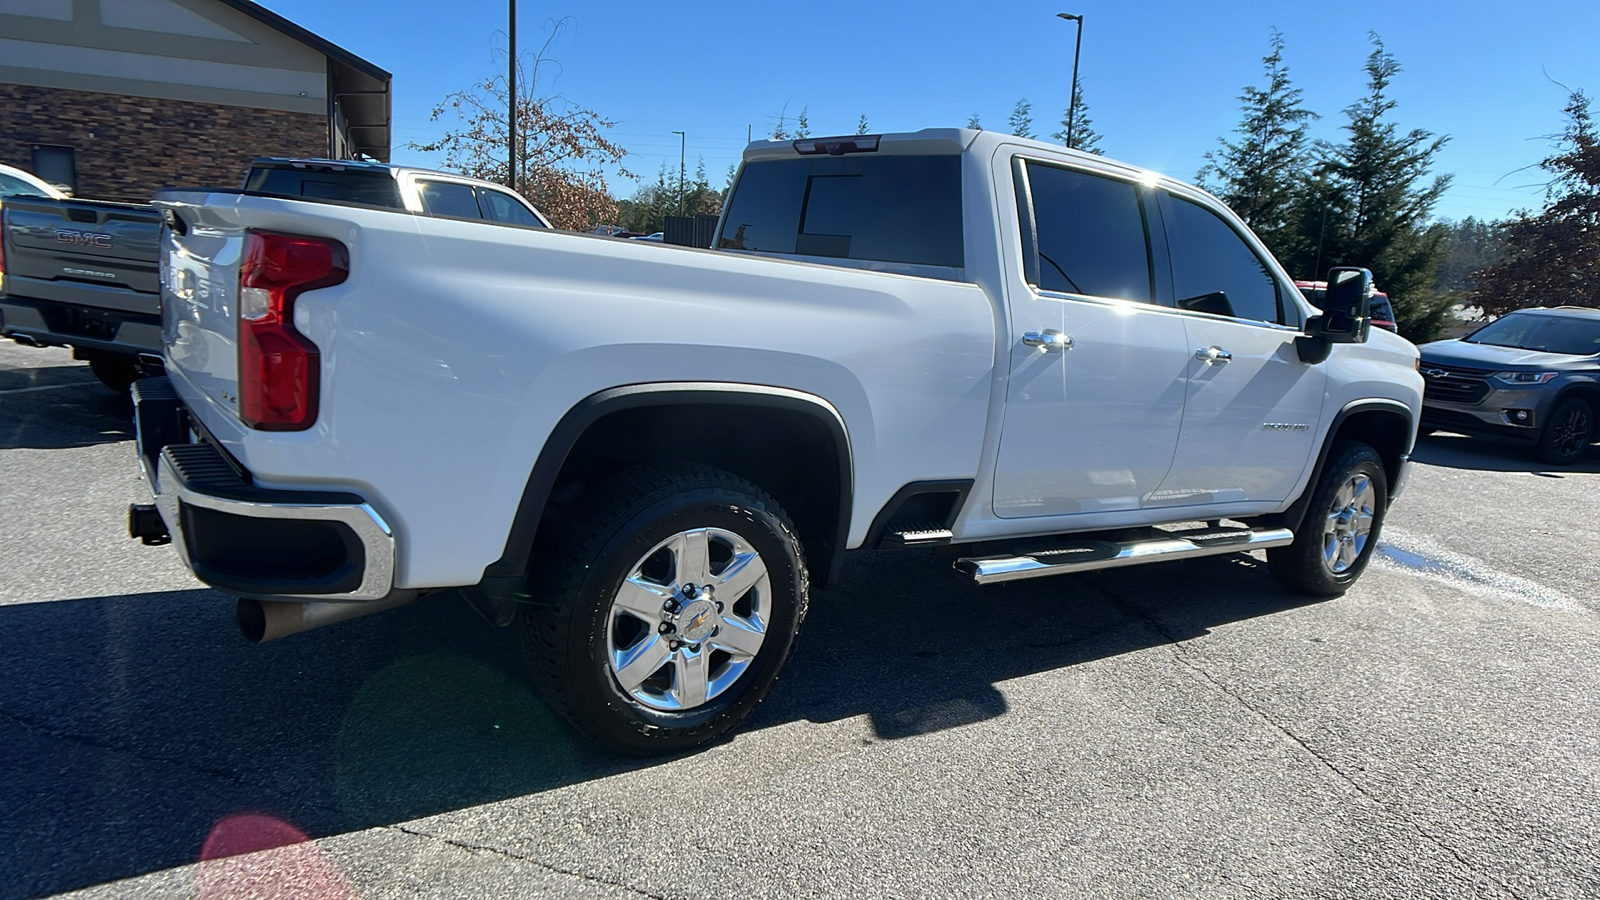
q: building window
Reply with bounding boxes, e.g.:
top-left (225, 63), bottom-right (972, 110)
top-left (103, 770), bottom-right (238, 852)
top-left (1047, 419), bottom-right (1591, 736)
top-left (31, 145), bottom-right (77, 196)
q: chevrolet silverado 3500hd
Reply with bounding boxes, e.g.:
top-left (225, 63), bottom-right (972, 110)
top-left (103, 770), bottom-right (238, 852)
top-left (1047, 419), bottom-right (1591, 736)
top-left (129, 129), bottom-right (1422, 754)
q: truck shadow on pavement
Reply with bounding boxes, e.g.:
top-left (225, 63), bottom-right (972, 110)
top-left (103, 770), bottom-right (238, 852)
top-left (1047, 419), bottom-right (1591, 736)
top-left (0, 378), bottom-right (132, 450)
top-left (1412, 431), bottom-right (1600, 474)
top-left (0, 552), bottom-right (1324, 897)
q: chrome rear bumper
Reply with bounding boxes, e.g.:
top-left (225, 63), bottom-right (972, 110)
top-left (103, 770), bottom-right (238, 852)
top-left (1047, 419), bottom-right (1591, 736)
top-left (132, 377), bottom-right (396, 601)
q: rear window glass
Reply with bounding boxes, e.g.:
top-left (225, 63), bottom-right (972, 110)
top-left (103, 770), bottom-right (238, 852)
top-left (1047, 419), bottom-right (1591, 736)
top-left (244, 167), bottom-right (403, 208)
top-left (718, 155), bottom-right (963, 269)
top-left (1024, 162), bottom-right (1151, 302)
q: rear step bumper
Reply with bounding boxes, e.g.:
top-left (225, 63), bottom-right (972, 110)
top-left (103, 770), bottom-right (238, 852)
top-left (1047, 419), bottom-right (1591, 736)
top-left (955, 527), bottom-right (1295, 585)
top-left (132, 377), bottom-right (396, 601)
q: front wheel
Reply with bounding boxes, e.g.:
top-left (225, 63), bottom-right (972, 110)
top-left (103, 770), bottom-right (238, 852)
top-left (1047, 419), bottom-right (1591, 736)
top-left (1268, 441), bottom-right (1388, 597)
top-left (1536, 398), bottom-right (1593, 465)
top-left (522, 463), bottom-right (808, 755)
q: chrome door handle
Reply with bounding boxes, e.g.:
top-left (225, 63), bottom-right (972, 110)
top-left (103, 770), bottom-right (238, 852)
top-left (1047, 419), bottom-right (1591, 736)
top-left (1023, 329), bottom-right (1073, 352)
top-left (1195, 346), bottom-right (1233, 364)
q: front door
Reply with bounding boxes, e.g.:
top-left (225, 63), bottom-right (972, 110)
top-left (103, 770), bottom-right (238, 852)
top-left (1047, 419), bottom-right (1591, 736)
top-left (992, 159), bottom-right (1192, 519)
top-left (1149, 191), bottom-right (1325, 507)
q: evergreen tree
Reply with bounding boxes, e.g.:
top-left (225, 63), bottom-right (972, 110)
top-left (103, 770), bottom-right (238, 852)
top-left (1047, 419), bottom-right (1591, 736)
top-left (1052, 80), bottom-right (1103, 155)
top-left (1472, 89), bottom-right (1600, 314)
top-left (1008, 99), bottom-right (1033, 139)
top-left (857, 114), bottom-right (869, 135)
top-left (795, 105), bottom-right (811, 139)
top-left (1432, 217), bottom-right (1507, 296)
top-left (967, 112), bottom-right (982, 131)
top-left (1285, 34), bottom-right (1454, 341)
top-left (1196, 29), bottom-right (1316, 248)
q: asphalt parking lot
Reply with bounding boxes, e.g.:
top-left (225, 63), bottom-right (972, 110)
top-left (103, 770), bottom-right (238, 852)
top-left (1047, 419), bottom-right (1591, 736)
top-left (2, 341), bottom-right (1597, 900)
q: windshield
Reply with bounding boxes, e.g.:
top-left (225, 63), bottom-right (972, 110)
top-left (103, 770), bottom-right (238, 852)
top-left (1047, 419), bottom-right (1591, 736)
top-left (1464, 312), bottom-right (1600, 355)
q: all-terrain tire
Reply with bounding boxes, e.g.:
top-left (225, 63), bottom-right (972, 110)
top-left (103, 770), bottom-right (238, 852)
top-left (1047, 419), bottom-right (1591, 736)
top-left (520, 462), bottom-right (808, 756)
top-left (1267, 441), bottom-right (1388, 597)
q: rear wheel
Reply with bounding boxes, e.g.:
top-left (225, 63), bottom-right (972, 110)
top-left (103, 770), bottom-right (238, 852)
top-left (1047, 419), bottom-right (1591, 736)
top-left (1536, 398), bottom-right (1593, 465)
top-left (521, 463), bottom-right (808, 755)
top-left (89, 355), bottom-right (142, 392)
top-left (1268, 441), bottom-right (1388, 597)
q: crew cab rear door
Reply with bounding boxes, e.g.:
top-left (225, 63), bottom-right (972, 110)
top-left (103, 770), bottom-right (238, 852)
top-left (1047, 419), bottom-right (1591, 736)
top-left (991, 157), bottom-right (1191, 518)
top-left (1145, 189), bottom-right (1324, 507)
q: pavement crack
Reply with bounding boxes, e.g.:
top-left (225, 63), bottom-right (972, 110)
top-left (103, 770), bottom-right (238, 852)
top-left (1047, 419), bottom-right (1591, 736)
top-left (1, 705), bottom-right (256, 789)
top-left (0, 705), bottom-right (345, 819)
top-left (390, 824), bottom-right (671, 900)
top-left (1083, 577), bottom-right (1523, 899)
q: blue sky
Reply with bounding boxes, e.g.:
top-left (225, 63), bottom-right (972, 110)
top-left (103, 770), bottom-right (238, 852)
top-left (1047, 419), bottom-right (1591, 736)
top-left (261, 0), bottom-right (1597, 223)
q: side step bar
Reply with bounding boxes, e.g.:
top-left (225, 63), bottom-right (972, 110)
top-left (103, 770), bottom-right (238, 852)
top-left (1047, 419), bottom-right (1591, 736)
top-left (955, 527), bottom-right (1295, 585)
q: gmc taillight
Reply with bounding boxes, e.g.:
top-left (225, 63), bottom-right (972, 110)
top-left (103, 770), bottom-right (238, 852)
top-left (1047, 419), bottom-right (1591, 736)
top-left (237, 231), bottom-right (348, 430)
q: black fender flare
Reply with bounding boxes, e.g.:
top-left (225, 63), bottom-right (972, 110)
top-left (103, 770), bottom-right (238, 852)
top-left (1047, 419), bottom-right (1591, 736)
top-left (473, 382), bottom-right (855, 607)
top-left (1269, 398), bottom-right (1414, 532)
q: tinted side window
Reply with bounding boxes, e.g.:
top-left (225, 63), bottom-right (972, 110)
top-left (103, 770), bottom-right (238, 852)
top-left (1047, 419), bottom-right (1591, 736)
top-left (1024, 162), bottom-right (1151, 302)
top-left (718, 156), bottom-right (963, 268)
top-left (1164, 193), bottom-right (1281, 324)
top-left (243, 168), bottom-right (403, 208)
top-left (418, 181), bottom-right (484, 219)
top-left (477, 190), bottom-right (545, 227)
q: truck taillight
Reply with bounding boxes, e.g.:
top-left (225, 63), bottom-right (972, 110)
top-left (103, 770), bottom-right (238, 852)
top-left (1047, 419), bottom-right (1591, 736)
top-left (237, 231), bottom-right (347, 430)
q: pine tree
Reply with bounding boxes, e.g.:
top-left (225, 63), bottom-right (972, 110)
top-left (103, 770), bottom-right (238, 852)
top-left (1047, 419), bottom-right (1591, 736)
top-left (968, 112), bottom-right (982, 131)
top-left (1285, 34), bottom-right (1454, 341)
top-left (1052, 80), bottom-right (1103, 155)
top-left (1471, 89), bottom-right (1600, 314)
top-left (1008, 99), bottom-right (1033, 139)
top-left (795, 105), bottom-right (811, 139)
top-left (856, 114), bottom-right (869, 135)
top-left (1196, 29), bottom-right (1317, 248)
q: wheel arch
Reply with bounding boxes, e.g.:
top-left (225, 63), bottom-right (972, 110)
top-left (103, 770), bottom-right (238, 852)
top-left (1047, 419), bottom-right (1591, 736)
top-left (1268, 398), bottom-right (1414, 532)
top-left (1551, 381), bottom-right (1600, 428)
top-left (475, 383), bottom-right (854, 608)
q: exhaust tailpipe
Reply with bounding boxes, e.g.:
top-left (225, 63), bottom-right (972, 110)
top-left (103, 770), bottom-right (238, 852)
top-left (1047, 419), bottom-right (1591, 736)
top-left (237, 591), bottom-right (418, 643)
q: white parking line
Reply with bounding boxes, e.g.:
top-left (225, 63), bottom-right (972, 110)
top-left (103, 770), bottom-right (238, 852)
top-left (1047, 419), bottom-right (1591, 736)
top-left (1375, 526), bottom-right (1579, 611)
top-left (0, 381), bottom-right (96, 395)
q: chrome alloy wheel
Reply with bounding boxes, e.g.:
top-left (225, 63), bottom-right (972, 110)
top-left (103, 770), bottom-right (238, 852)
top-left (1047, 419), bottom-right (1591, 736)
top-left (605, 527), bottom-right (770, 712)
top-left (1321, 473), bottom-right (1377, 575)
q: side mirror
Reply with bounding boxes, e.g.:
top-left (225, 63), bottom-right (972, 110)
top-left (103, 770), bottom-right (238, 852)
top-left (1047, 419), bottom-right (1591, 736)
top-left (1296, 266), bottom-right (1373, 363)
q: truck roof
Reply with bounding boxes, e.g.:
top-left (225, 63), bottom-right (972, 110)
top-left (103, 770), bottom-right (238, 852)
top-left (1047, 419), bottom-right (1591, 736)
top-left (742, 128), bottom-right (1162, 185)
top-left (247, 157), bottom-right (512, 192)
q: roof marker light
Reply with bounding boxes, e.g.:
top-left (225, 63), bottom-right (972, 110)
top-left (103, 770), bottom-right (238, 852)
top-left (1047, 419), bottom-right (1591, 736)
top-left (794, 135), bottom-right (881, 156)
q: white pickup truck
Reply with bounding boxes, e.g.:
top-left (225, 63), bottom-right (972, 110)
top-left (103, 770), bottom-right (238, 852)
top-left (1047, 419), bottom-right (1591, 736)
top-left (131, 129), bottom-right (1422, 754)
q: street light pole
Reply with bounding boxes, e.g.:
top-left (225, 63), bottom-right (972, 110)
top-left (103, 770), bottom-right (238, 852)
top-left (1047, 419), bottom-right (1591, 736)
top-left (671, 130), bottom-right (686, 217)
top-left (1057, 13), bottom-right (1083, 150)
top-left (508, 0), bottom-right (517, 190)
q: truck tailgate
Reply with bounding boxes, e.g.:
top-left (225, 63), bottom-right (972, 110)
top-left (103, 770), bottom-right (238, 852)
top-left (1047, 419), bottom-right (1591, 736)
top-left (1, 196), bottom-right (161, 311)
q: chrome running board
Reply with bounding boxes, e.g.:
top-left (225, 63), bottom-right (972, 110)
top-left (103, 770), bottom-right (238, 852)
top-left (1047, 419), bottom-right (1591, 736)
top-left (955, 527), bottom-right (1295, 585)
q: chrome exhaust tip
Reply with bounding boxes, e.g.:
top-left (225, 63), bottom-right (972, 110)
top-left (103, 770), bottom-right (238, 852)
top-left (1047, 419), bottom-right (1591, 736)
top-left (236, 591), bottom-right (418, 643)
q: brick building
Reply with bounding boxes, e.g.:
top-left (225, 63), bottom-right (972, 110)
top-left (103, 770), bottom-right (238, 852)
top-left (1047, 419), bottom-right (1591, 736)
top-left (0, 0), bottom-right (390, 202)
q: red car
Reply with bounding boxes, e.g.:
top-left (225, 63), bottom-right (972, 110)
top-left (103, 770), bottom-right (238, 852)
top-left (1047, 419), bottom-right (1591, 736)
top-left (1296, 280), bottom-right (1398, 333)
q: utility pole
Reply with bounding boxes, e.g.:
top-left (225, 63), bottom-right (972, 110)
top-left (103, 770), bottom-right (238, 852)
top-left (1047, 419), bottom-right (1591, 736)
top-left (507, 0), bottom-right (517, 190)
top-left (671, 130), bottom-right (686, 216)
top-left (1057, 13), bottom-right (1083, 149)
